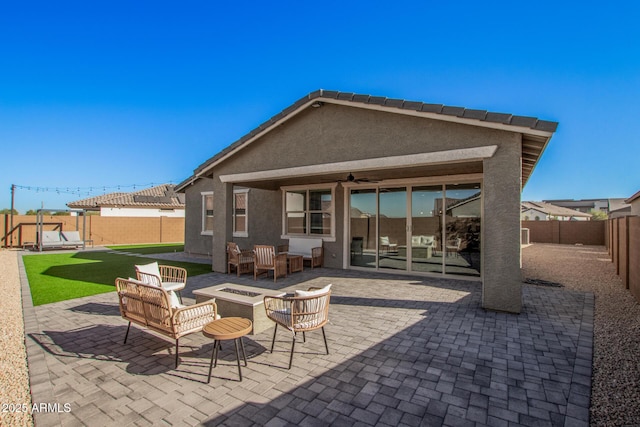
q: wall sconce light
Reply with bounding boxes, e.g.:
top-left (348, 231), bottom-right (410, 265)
top-left (311, 101), bottom-right (324, 108)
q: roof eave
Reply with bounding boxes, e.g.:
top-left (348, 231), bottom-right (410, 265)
top-left (193, 90), bottom-right (558, 180)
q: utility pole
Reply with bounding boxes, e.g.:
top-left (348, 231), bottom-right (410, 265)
top-left (10, 184), bottom-right (15, 248)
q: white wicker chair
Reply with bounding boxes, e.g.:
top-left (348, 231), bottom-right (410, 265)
top-left (264, 284), bottom-right (331, 369)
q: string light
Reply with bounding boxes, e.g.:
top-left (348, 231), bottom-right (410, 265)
top-left (12, 182), bottom-right (176, 198)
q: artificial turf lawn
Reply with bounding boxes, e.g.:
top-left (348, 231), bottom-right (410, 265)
top-left (23, 250), bottom-right (211, 306)
top-left (105, 243), bottom-right (185, 255)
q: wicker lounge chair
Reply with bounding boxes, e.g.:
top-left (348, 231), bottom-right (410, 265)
top-left (263, 284), bottom-right (331, 369)
top-left (115, 278), bottom-right (218, 367)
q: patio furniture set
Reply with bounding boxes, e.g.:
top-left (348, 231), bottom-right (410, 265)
top-left (114, 256), bottom-right (332, 381)
top-left (227, 237), bottom-right (324, 282)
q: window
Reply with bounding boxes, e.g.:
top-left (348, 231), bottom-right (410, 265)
top-left (233, 189), bottom-right (249, 237)
top-left (283, 185), bottom-right (336, 238)
top-left (202, 192), bottom-right (214, 235)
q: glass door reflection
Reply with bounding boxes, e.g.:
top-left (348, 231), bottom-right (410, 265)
top-left (411, 186), bottom-right (443, 273)
top-left (349, 189), bottom-right (377, 268)
top-left (378, 188), bottom-right (407, 271)
top-left (444, 184), bottom-right (481, 276)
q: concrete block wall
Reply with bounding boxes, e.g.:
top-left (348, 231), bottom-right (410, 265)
top-left (522, 220), bottom-right (605, 245)
top-left (1, 214), bottom-right (184, 247)
top-left (607, 217), bottom-right (640, 303)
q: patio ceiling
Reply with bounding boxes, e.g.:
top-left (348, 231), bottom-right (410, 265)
top-left (219, 146), bottom-right (493, 190)
top-left (225, 162), bottom-right (484, 190)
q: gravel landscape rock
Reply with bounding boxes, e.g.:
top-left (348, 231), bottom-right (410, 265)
top-left (523, 243), bottom-right (640, 426)
top-left (0, 249), bottom-right (33, 427)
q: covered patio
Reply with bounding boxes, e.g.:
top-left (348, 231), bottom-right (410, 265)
top-left (21, 253), bottom-right (591, 426)
top-left (178, 90), bottom-right (558, 314)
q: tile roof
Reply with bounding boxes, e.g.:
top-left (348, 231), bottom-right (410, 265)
top-left (67, 184), bottom-right (184, 209)
top-left (177, 90), bottom-right (558, 191)
top-left (66, 192), bottom-right (127, 209)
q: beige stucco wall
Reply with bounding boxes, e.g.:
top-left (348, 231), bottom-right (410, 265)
top-left (482, 133), bottom-right (523, 313)
top-left (214, 104), bottom-right (509, 175)
top-left (201, 102), bottom-right (526, 312)
top-left (183, 177), bottom-right (214, 256)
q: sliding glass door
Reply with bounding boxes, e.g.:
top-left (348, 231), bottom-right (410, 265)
top-left (378, 188), bottom-right (407, 271)
top-left (444, 184), bottom-right (481, 276)
top-left (411, 186), bottom-right (443, 273)
top-left (348, 182), bottom-right (481, 277)
top-left (349, 189), bottom-right (377, 269)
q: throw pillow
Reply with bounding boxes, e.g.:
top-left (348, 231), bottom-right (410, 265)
top-left (135, 262), bottom-right (161, 286)
top-left (295, 283), bottom-right (332, 298)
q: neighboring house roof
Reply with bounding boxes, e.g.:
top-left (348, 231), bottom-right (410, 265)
top-left (446, 193), bottom-right (481, 212)
top-left (521, 201), bottom-right (593, 218)
top-left (67, 192), bottom-right (127, 210)
top-left (67, 184), bottom-right (185, 210)
top-left (625, 190), bottom-right (640, 204)
top-left (176, 90), bottom-right (558, 191)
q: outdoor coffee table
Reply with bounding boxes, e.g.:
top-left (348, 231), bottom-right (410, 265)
top-left (203, 317), bottom-right (252, 382)
top-left (287, 254), bottom-right (303, 274)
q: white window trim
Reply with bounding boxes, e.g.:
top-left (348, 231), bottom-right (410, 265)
top-left (201, 191), bottom-right (214, 236)
top-left (233, 188), bottom-right (249, 238)
top-left (281, 183), bottom-right (337, 242)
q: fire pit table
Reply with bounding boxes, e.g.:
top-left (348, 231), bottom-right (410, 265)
top-left (194, 284), bottom-right (286, 335)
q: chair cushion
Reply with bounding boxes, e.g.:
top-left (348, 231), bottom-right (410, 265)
top-left (135, 262), bottom-right (161, 285)
top-left (295, 283), bottom-right (332, 298)
top-left (168, 291), bottom-right (182, 308)
top-left (421, 235), bottom-right (434, 246)
top-left (162, 281), bottom-right (186, 292)
top-left (269, 308), bottom-right (292, 327)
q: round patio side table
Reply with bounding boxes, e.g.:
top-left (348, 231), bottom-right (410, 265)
top-left (203, 317), bottom-right (252, 382)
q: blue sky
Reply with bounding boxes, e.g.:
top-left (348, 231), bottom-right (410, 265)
top-left (1, 1), bottom-right (638, 213)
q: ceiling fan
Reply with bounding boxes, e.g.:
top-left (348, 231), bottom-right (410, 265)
top-left (342, 173), bottom-right (377, 184)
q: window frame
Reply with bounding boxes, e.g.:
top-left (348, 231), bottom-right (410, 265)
top-left (281, 183), bottom-right (337, 241)
top-left (232, 188), bottom-right (249, 238)
top-left (201, 191), bottom-right (214, 235)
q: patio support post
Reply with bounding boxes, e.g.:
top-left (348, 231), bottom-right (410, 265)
top-left (481, 134), bottom-right (523, 313)
top-left (212, 179), bottom-right (234, 273)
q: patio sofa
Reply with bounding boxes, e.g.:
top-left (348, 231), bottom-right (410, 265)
top-left (115, 277), bottom-right (218, 367)
top-left (39, 230), bottom-right (85, 250)
top-left (281, 237), bottom-right (323, 268)
top-left (397, 235), bottom-right (436, 259)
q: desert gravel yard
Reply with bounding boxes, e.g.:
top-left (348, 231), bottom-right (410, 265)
top-left (522, 243), bottom-right (640, 426)
top-left (1, 244), bottom-right (639, 426)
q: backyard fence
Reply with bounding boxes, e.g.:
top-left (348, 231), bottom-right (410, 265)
top-left (1, 214), bottom-right (184, 248)
top-left (522, 220), bottom-right (605, 245)
top-left (606, 216), bottom-right (640, 303)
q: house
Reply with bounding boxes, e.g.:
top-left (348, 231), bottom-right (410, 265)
top-left (67, 184), bottom-right (185, 217)
top-left (625, 190), bottom-right (640, 217)
top-left (521, 201), bottom-right (593, 221)
top-left (543, 198), bottom-right (629, 216)
top-left (176, 90), bottom-right (558, 313)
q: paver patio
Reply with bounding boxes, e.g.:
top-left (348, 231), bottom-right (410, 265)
top-left (19, 253), bottom-right (593, 426)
